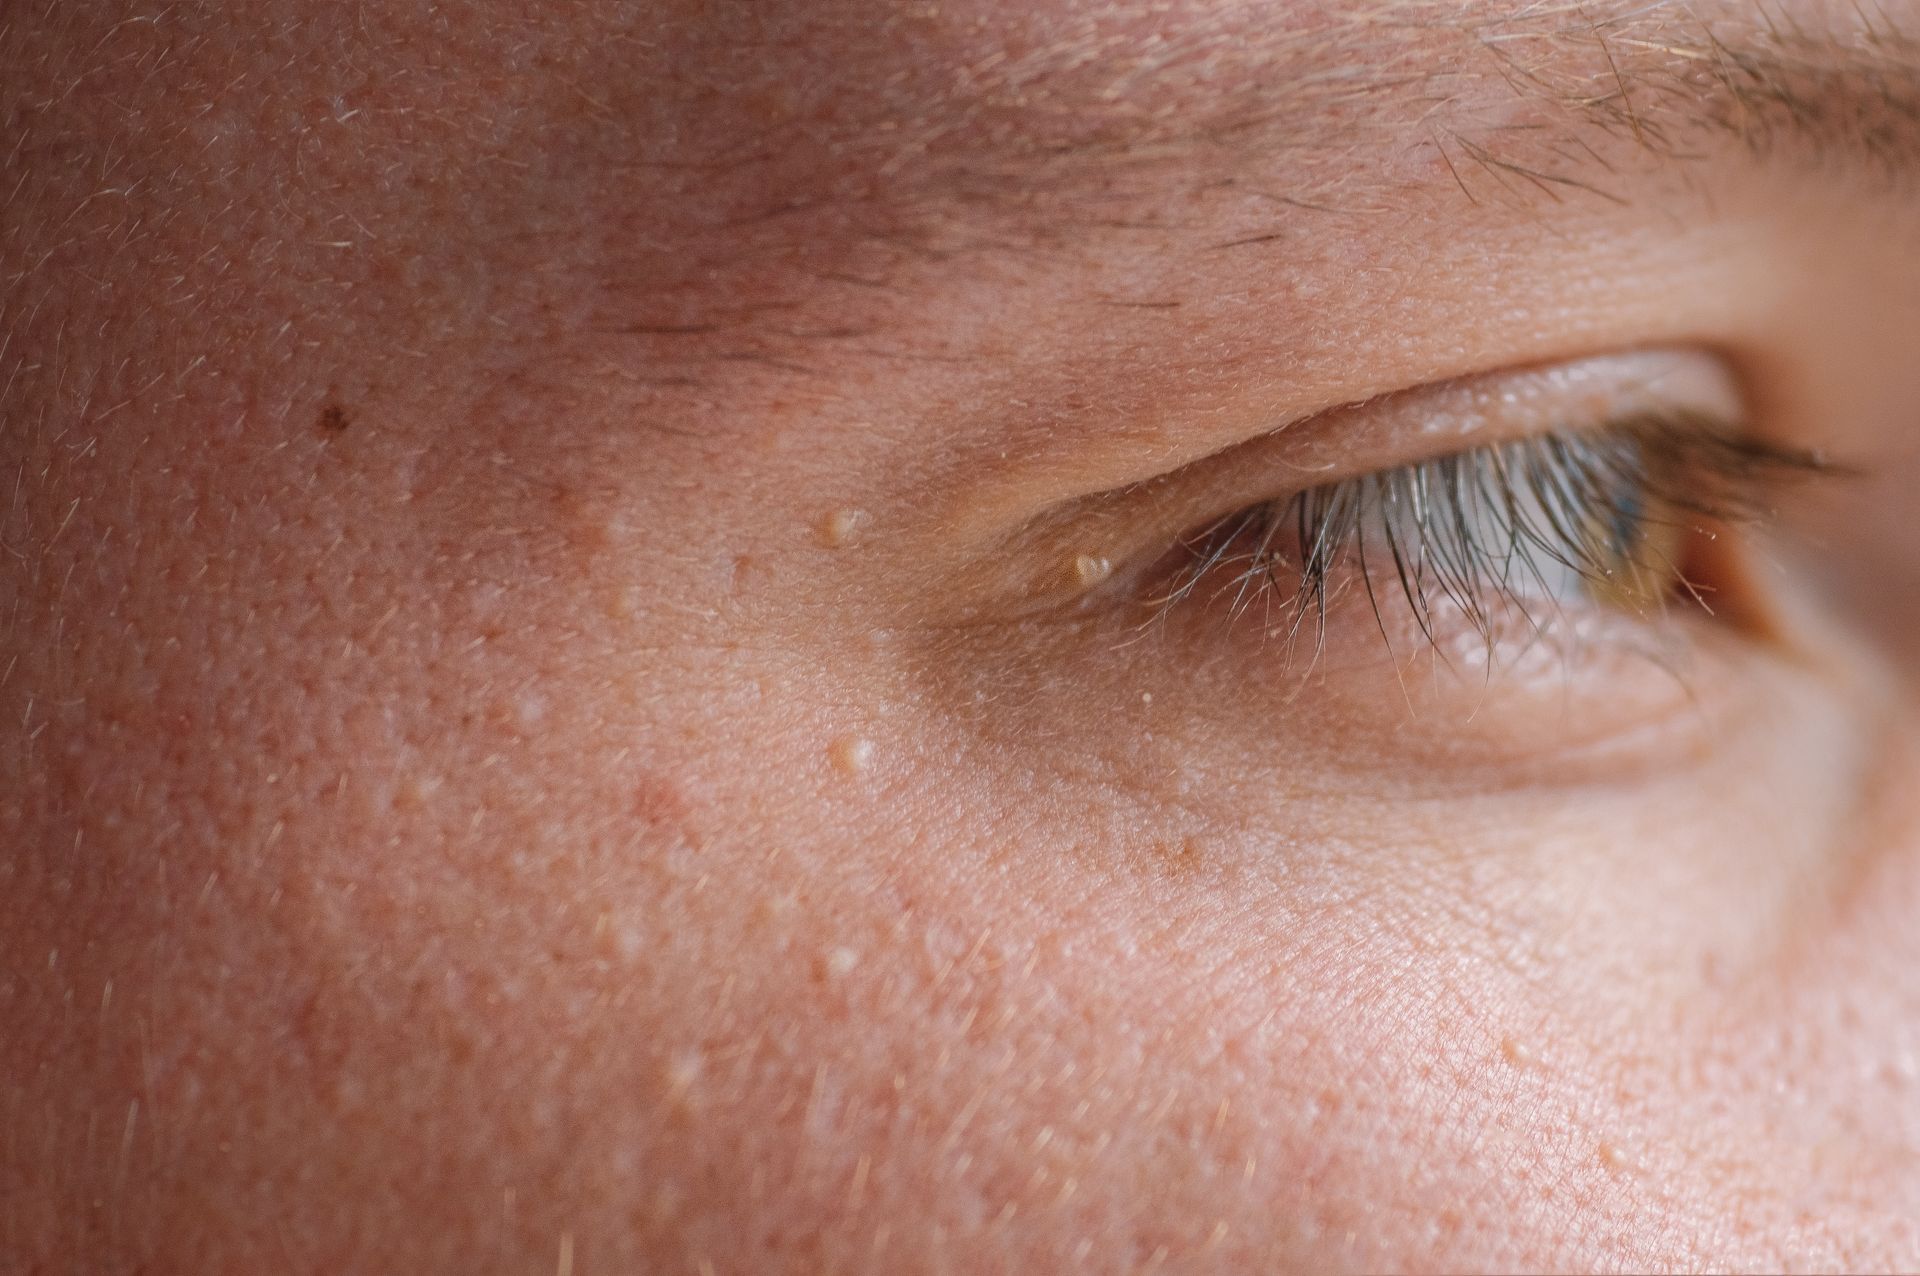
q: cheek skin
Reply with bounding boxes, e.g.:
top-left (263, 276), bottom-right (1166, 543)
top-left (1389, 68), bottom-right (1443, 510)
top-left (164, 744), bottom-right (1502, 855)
top-left (10, 400), bottom-right (1920, 1274)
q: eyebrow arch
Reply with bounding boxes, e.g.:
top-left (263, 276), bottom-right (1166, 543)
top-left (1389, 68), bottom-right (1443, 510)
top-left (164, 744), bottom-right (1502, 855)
top-left (882, 2), bottom-right (1920, 210)
top-left (1469, 4), bottom-right (1920, 174)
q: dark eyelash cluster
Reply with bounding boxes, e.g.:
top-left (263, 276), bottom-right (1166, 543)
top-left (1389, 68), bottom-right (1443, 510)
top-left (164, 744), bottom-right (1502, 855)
top-left (1155, 412), bottom-right (1834, 653)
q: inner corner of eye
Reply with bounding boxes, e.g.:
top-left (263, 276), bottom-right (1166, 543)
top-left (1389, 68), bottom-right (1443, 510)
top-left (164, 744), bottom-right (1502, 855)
top-left (1583, 420), bottom-right (1826, 633)
top-left (1653, 508), bottom-right (1777, 635)
top-left (1587, 496), bottom-right (1717, 619)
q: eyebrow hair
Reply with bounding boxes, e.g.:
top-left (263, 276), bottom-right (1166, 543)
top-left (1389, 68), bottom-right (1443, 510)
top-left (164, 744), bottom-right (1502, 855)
top-left (860, 0), bottom-right (1920, 214)
top-left (1456, 2), bottom-right (1920, 183)
top-left (593, 1), bottom-right (1920, 374)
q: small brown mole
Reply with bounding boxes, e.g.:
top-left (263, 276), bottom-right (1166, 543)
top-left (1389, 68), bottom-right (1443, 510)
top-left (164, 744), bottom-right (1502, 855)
top-left (318, 402), bottom-right (352, 436)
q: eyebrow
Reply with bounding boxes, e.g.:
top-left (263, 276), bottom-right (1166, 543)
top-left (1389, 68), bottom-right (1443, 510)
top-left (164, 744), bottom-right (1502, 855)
top-left (1460, 2), bottom-right (1920, 184)
top-left (865, 1), bottom-right (1920, 214)
top-left (601, 1), bottom-right (1920, 377)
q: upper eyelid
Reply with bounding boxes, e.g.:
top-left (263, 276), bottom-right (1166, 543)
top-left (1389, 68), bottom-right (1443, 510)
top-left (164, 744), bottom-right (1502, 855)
top-left (1052, 352), bottom-right (1746, 550)
top-left (921, 351), bottom-right (1771, 624)
top-left (921, 350), bottom-right (1747, 569)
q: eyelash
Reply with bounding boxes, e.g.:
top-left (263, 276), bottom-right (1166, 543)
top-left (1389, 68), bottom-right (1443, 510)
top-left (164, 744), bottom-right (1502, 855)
top-left (1150, 412), bottom-right (1835, 652)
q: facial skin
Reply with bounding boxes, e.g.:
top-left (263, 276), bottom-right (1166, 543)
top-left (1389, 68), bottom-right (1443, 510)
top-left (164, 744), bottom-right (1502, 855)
top-left (8, 0), bottom-right (1920, 1270)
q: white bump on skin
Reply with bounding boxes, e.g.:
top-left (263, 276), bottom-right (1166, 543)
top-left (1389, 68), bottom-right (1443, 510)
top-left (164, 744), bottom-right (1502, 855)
top-left (1597, 1141), bottom-right (1636, 1174)
top-left (665, 1048), bottom-right (704, 1100)
top-left (1073, 553), bottom-right (1113, 588)
top-left (826, 946), bottom-right (859, 977)
top-left (1500, 1036), bottom-right (1537, 1067)
top-left (829, 735), bottom-right (874, 776)
top-left (820, 507), bottom-right (869, 548)
top-left (396, 772), bottom-right (443, 809)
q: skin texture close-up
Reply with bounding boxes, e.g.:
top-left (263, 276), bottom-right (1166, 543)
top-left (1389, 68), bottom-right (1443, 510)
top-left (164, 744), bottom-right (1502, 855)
top-left (8, 0), bottom-right (1920, 1271)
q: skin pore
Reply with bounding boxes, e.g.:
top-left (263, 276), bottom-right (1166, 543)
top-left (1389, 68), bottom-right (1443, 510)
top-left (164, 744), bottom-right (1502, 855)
top-left (7, 0), bottom-right (1920, 1271)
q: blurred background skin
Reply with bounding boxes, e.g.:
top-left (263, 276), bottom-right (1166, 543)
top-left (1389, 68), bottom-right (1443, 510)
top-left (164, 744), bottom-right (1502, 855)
top-left (7, 1), bottom-right (1920, 1271)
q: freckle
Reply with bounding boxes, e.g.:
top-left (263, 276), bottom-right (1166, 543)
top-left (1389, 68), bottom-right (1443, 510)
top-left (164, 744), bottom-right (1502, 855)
top-left (603, 586), bottom-right (638, 620)
top-left (829, 735), bottom-right (874, 776)
top-left (566, 511), bottom-right (615, 556)
top-left (1500, 1036), bottom-right (1537, 1067)
top-left (1073, 553), bottom-right (1113, 588)
top-left (820, 507), bottom-right (869, 548)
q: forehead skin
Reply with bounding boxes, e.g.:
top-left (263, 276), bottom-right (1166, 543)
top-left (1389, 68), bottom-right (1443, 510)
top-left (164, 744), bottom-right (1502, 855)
top-left (6, 1), bottom-right (1920, 1273)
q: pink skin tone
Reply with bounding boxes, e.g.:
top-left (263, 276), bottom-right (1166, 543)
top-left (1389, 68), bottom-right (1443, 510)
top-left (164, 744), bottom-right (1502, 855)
top-left (8, 1), bottom-right (1920, 1271)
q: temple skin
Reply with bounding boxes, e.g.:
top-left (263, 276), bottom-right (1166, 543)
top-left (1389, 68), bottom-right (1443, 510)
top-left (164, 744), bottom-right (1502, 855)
top-left (7, 1), bottom-right (1920, 1271)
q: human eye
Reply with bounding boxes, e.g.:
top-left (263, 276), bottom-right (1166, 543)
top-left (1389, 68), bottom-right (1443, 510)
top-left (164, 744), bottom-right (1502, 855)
top-left (926, 348), bottom-right (1862, 787)
top-left (1144, 397), bottom-right (1830, 664)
